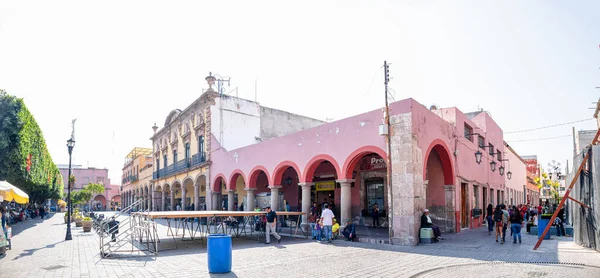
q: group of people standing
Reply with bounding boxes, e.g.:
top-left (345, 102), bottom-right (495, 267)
top-left (309, 202), bottom-right (356, 243)
top-left (486, 203), bottom-right (525, 244)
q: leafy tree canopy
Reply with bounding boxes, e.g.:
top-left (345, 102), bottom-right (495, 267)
top-left (0, 89), bottom-right (64, 203)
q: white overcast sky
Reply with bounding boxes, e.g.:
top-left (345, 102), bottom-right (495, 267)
top-left (1, 0), bottom-right (598, 184)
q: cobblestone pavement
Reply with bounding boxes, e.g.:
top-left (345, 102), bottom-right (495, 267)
top-left (0, 213), bottom-right (599, 278)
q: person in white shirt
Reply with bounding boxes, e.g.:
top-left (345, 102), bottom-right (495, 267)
top-left (320, 204), bottom-right (335, 243)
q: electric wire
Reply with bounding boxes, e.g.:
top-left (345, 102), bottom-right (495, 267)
top-left (506, 134), bottom-right (571, 143)
top-left (504, 118), bottom-right (594, 134)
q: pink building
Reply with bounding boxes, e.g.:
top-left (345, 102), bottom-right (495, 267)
top-left (204, 98), bottom-right (510, 245)
top-left (504, 143), bottom-right (527, 207)
top-left (58, 165), bottom-right (118, 210)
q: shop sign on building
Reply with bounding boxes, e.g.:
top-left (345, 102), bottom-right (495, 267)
top-left (359, 157), bottom-right (386, 171)
top-left (315, 181), bottom-right (335, 191)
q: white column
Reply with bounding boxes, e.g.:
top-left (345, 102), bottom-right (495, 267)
top-left (161, 191), bottom-right (165, 211)
top-left (298, 182), bottom-right (314, 224)
top-left (194, 185), bottom-right (199, 210)
top-left (298, 182), bottom-right (316, 225)
top-left (181, 186), bottom-right (187, 209)
top-left (170, 189), bottom-right (175, 210)
top-left (206, 185), bottom-right (212, 210)
top-left (337, 179), bottom-right (354, 224)
top-left (213, 192), bottom-right (219, 210)
top-left (269, 185), bottom-right (282, 211)
top-left (227, 190), bottom-right (235, 211)
top-left (245, 188), bottom-right (256, 211)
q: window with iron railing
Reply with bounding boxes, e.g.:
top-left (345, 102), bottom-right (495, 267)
top-left (464, 124), bottom-right (473, 141)
top-left (478, 136), bottom-right (485, 149)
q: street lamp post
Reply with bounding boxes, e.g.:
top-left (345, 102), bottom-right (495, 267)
top-left (65, 138), bottom-right (75, 241)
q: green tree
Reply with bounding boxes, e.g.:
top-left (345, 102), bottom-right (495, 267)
top-left (72, 190), bottom-right (91, 206)
top-left (0, 89), bottom-right (63, 203)
top-left (83, 183), bottom-right (105, 209)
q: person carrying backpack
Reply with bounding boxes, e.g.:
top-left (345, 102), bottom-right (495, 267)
top-left (493, 205), bottom-right (503, 243)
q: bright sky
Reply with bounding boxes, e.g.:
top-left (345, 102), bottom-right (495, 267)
top-left (1, 1), bottom-right (598, 184)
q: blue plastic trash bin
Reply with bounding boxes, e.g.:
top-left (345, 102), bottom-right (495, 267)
top-left (207, 234), bottom-right (232, 273)
top-left (537, 218), bottom-right (551, 239)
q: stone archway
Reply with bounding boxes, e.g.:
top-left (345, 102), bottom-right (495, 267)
top-left (424, 140), bottom-right (455, 233)
top-left (303, 155), bottom-right (341, 218)
top-left (247, 166), bottom-right (270, 211)
top-left (343, 146), bottom-right (388, 227)
top-left (213, 175), bottom-right (227, 210)
top-left (182, 177), bottom-right (194, 210)
top-left (93, 195), bottom-right (107, 211)
top-left (229, 170), bottom-right (247, 211)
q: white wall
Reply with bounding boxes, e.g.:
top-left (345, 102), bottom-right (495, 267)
top-left (259, 106), bottom-right (325, 141)
top-left (505, 147), bottom-right (527, 205)
top-left (210, 96), bottom-right (261, 151)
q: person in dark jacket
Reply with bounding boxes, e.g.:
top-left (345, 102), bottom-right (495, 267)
top-left (342, 219), bottom-right (356, 241)
top-left (486, 204), bottom-right (494, 235)
top-left (421, 209), bottom-right (442, 240)
top-left (556, 207), bottom-right (565, 236)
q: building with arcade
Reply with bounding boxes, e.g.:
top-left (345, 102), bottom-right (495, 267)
top-left (123, 74), bottom-right (525, 245)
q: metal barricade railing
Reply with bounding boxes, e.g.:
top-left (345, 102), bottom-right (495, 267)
top-left (97, 198), bottom-right (157, 258)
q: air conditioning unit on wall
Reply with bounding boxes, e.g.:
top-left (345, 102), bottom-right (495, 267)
top-left (379, 124), bottom-right (388, 135)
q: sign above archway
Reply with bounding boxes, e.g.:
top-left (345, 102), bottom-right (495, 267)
top-left (359, 157), bottom-right (386, 171)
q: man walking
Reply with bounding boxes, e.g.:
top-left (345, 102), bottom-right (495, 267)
top-left (265, 206), bottom-right (281, 244)
top-left (321, 204), bottom-right (335, 243)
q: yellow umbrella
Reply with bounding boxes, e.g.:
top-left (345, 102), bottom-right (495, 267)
top-left (0, 180), bottom-right (30, 204)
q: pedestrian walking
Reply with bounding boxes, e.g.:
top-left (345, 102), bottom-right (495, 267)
top-left (486, 204), bottom-right (494, 235)
top-left (493, 205), bottom-right (503, 243)
top-left (264, 206), bottom-right (281, 244)
top-left (510, 206), bottom-right (523, 244)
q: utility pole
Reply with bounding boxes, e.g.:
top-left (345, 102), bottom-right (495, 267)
top-left (384, 61), bottom-right (394, 243)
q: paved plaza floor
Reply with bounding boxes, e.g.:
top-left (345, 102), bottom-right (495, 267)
top-left (0, 212), bottom-right (599, 278)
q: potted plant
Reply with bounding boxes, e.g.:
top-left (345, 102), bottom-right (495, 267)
top-left (82, 217), bottom-right (93, 232)
top-left (74, 214), bottom-right (83, 227)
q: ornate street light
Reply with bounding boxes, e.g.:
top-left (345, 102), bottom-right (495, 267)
top-left (490, 160), bottom-right (497, 172)
top-left (507, 171), bottom-right (512, 180)
top-left (499, 165), bottom-right (505, 176)
top-left (475, 150), bottom-right (483, 164)
top-left (284, 176), bottom-right (293, 186)
top-left (65, 138), bottom-right (75, 241)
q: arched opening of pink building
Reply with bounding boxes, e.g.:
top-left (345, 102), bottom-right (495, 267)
top-left (186, 98), bottom-right (506, 245)
top-left (423, 140), bottom-right (456, 233)
top-left (93, 195), bottom-right (107, 210)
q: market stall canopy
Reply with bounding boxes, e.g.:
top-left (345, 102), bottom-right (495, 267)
top-left (0, 180), bottom-right (30, 204)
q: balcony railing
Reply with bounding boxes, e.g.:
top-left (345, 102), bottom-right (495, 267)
top-left (153, 152), bottom-right (207, 180)
top-left (122, 174), bottom-right (139, 184)
top-left (191, 152), bottom-right (206, 167)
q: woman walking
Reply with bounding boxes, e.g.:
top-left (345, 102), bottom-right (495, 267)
top-left (486, 204), bottom-right (494, 235)
top-left (510, 206), bottom-right (524, 244)
top-left (493, 205), bottom-right (504, 243)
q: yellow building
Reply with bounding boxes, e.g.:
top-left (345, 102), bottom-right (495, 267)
top-left (142, 89), bottom-right (217, 212)
top-left (121, 147), bottom-right (154, 210)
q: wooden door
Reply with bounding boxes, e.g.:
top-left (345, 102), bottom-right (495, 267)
top-left (461, 183), bottom-right (468, 228)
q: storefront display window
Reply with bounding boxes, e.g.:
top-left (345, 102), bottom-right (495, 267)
top-left (366, 178), bottom-right (384, 214)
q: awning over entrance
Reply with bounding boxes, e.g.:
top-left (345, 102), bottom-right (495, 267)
top-left (0, 180), bottom-right (30, 204)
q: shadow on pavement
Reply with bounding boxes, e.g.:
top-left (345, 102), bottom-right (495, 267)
top-left (331, 227), bottom-right (565, 264)
top-left (12, 242), bottom-right (59, 260)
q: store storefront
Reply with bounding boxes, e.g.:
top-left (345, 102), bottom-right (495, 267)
top-left (355, 155), bottom-right (387, 226)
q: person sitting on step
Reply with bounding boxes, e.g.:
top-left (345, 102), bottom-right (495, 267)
top-left (421, 209), bottom-right (443, 240)
top-left (342, 219), bottom-right (356, 241)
